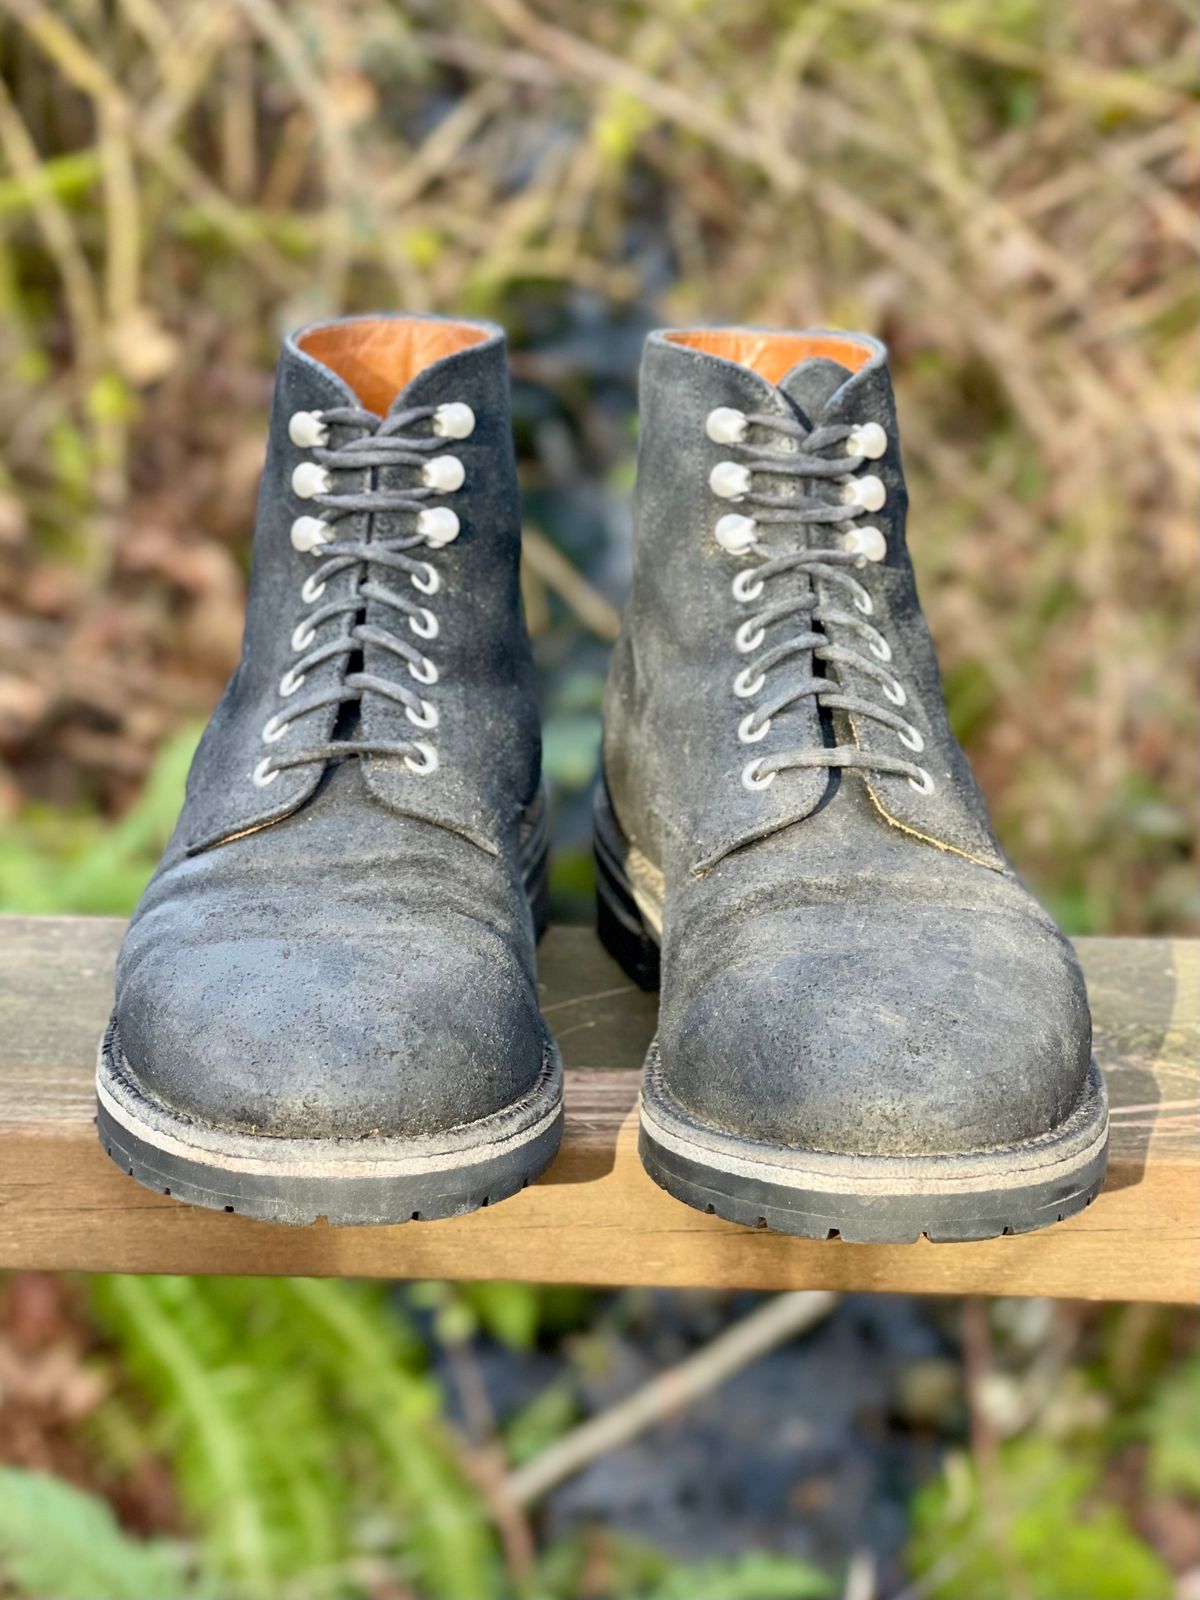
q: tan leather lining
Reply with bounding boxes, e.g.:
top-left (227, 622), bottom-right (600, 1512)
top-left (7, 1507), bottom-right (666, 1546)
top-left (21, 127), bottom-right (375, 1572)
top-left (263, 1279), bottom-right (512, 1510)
top-left (665, 329), bottom-right (873, 385)
top-left (298, 318), bottom-right (488, 415)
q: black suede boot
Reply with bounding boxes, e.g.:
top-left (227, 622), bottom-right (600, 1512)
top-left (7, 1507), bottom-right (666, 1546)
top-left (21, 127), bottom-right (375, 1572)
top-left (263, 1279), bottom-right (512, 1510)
top-left (98, 315), bottom-right (562, 1224)
top-left (598, 328), bottom-right (1107, 1242)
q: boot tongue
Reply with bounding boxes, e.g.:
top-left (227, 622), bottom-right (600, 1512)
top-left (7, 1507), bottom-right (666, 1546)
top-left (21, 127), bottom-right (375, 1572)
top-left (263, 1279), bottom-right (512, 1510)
top-left (767, 356), bottom-right (856, 555)
top-left (778, 356), bottom-right (853, 425)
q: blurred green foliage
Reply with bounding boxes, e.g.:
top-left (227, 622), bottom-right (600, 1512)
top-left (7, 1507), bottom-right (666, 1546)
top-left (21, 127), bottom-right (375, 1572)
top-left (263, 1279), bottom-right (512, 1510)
top-left (1137, 1352), bottom-right (1200, 1499)
top-left (0, 2), bottom-right (1197, 1597)
top-left (0, 726), bottom-right (200, 914)
top-left (906, 1437), bottom-right (1175, 1600)
top-left (3, 1299), bottom-right (1195, 1599)
top-left (0, 1458), bottom-right (835, 1600)
top-left (0, 1468), bottom-right (200, 1600)
top-left (77, 1273), bottom-right (843, 1599)
top-left (89, 1275), bottom-right (495, 1599)
top-left (0, 1459), bottom-right (841, 1600)
top-left (0, 0), bottom-right (1195, 935)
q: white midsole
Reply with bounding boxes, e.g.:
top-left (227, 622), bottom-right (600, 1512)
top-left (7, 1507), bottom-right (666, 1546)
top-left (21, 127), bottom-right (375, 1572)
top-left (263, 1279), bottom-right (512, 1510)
top-left (640, 1088), bottom-right (1109, 1197)
top-left (97, 1048), bottom-right (563, 1181)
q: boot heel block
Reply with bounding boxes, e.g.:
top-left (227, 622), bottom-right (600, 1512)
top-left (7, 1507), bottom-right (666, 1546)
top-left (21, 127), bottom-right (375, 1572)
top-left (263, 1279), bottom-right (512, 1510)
top-left (526, 859), bottom-right (551, 944)
top-left (593, 787), bottom-right (661, 992)
top-left (519, 782), bottom-right (553, 942)
top-left (596, 883), bottom-right (661, 993)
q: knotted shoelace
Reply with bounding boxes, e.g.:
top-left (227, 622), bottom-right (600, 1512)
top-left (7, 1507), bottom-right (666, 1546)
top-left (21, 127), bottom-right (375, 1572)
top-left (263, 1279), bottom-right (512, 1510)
top-left (255, 404), bottom-right (462, 786)
top-left (712, 411), bottom-right (934, 796)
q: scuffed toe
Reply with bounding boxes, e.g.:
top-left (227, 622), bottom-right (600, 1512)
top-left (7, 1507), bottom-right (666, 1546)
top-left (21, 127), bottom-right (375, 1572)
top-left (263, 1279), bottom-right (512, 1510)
top-left (660, 904), bottom-right (1092, 1158)
top-left (115, 914), bottom-right (547, 1141)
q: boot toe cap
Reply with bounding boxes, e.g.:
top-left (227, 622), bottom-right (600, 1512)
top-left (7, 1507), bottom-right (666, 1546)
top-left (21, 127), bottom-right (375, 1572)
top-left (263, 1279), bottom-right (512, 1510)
top-left (661, 906), bottom-right (1091, 1158)
top-left (114, 918), bottom-right (547, 1141)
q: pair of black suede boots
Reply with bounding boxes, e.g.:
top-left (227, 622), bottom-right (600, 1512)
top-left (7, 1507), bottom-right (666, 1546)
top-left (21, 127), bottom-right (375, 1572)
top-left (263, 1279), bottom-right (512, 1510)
top-left (97, 315), bottom-right (1108, 1244)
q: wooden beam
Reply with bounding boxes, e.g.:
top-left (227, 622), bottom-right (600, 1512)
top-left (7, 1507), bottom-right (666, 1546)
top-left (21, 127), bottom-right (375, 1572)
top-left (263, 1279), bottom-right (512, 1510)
top-left (0, 917), bottom-right (1196, 1301)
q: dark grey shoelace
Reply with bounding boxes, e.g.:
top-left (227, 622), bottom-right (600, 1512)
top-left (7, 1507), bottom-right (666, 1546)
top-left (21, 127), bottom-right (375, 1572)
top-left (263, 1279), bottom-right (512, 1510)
top-left (714, 412), bottom-right (934, 796)
top-left (256, 405), bottom-right (457, 785)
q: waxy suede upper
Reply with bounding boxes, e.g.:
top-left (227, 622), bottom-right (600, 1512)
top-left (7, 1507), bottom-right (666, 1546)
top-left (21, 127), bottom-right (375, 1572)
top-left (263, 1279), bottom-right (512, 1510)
top-left (604, 331), bottom-right (1006, 878)
top-left (603, 330), bottom-right (1092, 1158)
top-left (113, 315), bottom-right (549, 1141)
top-left (182, 320), bottom-right (538, 859)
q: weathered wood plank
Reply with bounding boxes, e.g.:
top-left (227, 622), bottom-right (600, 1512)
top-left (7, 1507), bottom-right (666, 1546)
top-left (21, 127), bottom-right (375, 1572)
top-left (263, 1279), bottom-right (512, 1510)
top-left (0, 917), bottom-right (1196, 1301)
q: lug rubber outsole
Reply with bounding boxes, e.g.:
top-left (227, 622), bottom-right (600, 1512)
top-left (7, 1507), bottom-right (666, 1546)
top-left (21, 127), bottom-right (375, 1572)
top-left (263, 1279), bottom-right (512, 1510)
top-left (639, 1047), bottom-right (1108, 1243)
top-left (96, 1018), bottom-right (563, 1226)
top-left (594, 784), bottom-right (1110, 1244)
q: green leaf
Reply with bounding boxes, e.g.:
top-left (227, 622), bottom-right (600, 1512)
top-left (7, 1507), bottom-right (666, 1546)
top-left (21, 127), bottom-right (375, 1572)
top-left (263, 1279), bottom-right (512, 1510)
top-left (1139, 1353), bottom-right (1200, 1497)
top-left (503, 1382), bottom-right (579, 1467)
top-left (906, 1438), bottom-right (1174, 1600)
top-left (461, 1282), bottom-right (542, 1349)
top-left (0, 724), bottom-right (202, 916)
top-left (0, 1468), bottom-right (195, 1600)
top-left (90, 1275), bottom-right (329, 1597)
top-left (283, 1277), bottom-right (499, 1599)
top-left (643, 1552), bottom-right (834, 1600)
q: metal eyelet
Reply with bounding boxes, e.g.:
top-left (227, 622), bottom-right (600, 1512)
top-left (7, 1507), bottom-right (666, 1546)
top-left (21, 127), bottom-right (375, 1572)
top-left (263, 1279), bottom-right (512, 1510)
top-left (898, 722), bottom-right (925, 753)
top-left (290, 515), bottom-right (331, 554)
top-left (405, 699), bottom-right (438, 731)
top-left (301, 575), bottom-right (326, 604)
top-left (418, 507), bottom-right (459, 547)
top-left (732, 569), bottom-right (764, 603)
top-left (411, 562), bottom-right (440, 596)
top-left (840, 472), bottom-right (886, 513)
top-left (404, 740), bottom-right (439, 775)
top-left (868, 633), bottom-right (892, 663)
top-left (279, 669), bottom-right (305, 697)
top-left (291, 622), bottom-right (316, 652)
top-left (421, 454), bottom-right (465, 492)
top-left (742, 757), bottom-right (775, 791)
top-left (252, 757), bottom-right (279, 787)
top-left (842, 526), bottom-right (887, 566)
top-left (409, 607), bottom-right (438, 640)
top-left (735, 619), bottom-right (765, 653)
top-left (261, 714), bottom-right (287, 744)
top-left (882, 676), bottom-right (907, 707)
top-left (733, 666), bottom-right (766, 699)
top-left (846, 421), bottom-right (887, 460)
top-left (409, 655), bottom-right (438, 686)
top-left (908, 767), bottom-right (935, 794)
top-left (738, 712), bottom-right (771, 744)
top-left (852, 586), bottom-right (874, 616)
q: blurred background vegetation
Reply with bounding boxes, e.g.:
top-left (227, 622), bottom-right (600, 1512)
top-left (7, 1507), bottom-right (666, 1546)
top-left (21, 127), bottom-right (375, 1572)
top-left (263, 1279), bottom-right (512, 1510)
top-left (0, 1), bottom-right (1196, 1597)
